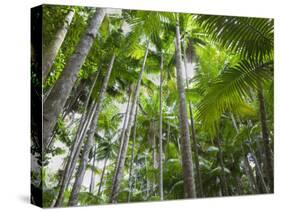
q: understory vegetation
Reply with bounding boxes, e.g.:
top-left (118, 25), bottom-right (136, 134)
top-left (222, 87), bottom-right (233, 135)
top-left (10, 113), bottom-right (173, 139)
top-left (31, 5), bottom-right (274, 207)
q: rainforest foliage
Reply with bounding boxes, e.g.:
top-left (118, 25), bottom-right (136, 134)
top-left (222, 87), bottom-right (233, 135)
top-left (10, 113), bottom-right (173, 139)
top-left (31, 5), bottom-right (274, 207)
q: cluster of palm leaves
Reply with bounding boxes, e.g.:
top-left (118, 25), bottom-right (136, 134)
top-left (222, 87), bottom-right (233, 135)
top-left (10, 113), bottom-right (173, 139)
top-left (31, 5), bottom-right (274, 207)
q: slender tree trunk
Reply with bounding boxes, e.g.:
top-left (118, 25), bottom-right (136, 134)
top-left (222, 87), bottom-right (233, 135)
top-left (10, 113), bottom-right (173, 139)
top-left (159, 52), bottom-right (164, 200)
top-left (257, 88), bottom-right (273, 192)
top-left (251, 153), bottom-right (269, 193)
top-left (110, 41), bottom-right (149, 203)
top-left (244, 156), bottom-right (259, 194)
top-left (54, 70), bottom-right (100, 207)
top-left (43, 9), bottom-right (75, 82)
top-left (175, 15), bottom-right (196, 198)
top-left (189, 102), bottom-right (203, 197)
top-left (145, 153), bottom-right (150, 199)
top-left (113, 89), bottom-right (132, 183)
top-left (215, 137), bottom-right (229, 196)
top-left (151, 122), bottom-right (157, 169)
top-left (128, 104), bottom-right (138, 202)
top-left (68, 54), bottom-right (115, 206)
top-left (43, 8), bottom-right (106, 152)
top-left (89, 145), bottom-right (97, 193)
top-left (97, 156), bottom-right (109, 196)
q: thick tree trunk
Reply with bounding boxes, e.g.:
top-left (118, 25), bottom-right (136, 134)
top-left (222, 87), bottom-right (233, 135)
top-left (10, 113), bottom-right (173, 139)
top-left (257, 88), bottom-right (273, 192)
top-left (43, 8), bottom-right (106, 152)
top-left (43, 9), bottom-right (75, 82)
top-left (89, 145), bottom-right (97, 193)
top-left (127, 105), bottom-right (138, 202)
top-left (68, 54), bottom-right (115, 206)
top-left (54, 70), bottom-right (100, 207)
top-left (182, 40), bottom-right (203, 197)
top-left (175, 15), bottom-right (196, 198)
top-left (110, 41), bottom-right (149, 203)
top-left (159, 53), bottom-right (164, 200)
top-left (97, 155), bottom-right (109, 196)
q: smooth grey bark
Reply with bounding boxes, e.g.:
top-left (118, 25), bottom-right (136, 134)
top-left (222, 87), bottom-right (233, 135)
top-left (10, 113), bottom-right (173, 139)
top-left (110, 41), bottom-right (149, 203)
top-left (159, 53), bottom-right (164, 200)
top-left (182, 43), bottom-right (203, 197)
top-left (43, 9), bottom-right (75, 82)
top-left (189, 102), bottom-right (203, 197)
top-left (113, 89), bottom-right (132, 183)
top-left (97, 155), bottom-right (109, 196)
top-left (175, 15), bottom-right (196, 198)
top-left (89, 145), bottom-right (97, 193)
top-left (68, 54), bottom-right (115, 206)
top-left (127, 104), bottom-right (138, 202)
top-left (43, 8), bottom-right (106, 153)
top-left (257, 88), bottom-right (273, 192)
top-left (54, 70), bottom-right (100, 207)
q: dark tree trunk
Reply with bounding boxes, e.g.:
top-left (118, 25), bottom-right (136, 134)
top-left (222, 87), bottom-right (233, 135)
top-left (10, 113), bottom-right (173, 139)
top-left (175, 14), bottom-right (196, 198)
top-left (189, 102), bottom-right (203, 197)
top-left (214, 138), bottom-right (229, 196)
top-left (257, 88), bottom-right (273, 192)
top-left (43, 8), bottom-right (106, 152)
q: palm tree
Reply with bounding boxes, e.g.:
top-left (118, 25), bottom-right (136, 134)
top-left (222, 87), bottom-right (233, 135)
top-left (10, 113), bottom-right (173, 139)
top-left (68, 54), bottom-right (115, 206)
top-left (110, 41), bottom-right (150, 203)
top-left (195, 15), bottom-right (274, 192)
top-left (43, 8), bottom-right (106, 152)
top-left (174, 14), bottom-right (196, 198)
top-left (43, 9), bottom-right (75, 82)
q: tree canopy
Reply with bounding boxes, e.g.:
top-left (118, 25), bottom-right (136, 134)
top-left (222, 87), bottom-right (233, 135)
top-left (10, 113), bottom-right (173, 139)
top-left (31, 5), bottom-right (274, 207)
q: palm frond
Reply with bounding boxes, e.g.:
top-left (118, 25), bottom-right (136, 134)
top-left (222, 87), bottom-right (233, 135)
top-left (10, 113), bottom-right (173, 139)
top-left (196, 59), bottom-right (273, 135)
top-left (194, 15), bottom-right (274, 60)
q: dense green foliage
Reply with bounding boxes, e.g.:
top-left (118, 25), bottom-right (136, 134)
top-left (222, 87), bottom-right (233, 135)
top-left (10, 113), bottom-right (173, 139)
top-left (31, 5), bottom-right (274, 207)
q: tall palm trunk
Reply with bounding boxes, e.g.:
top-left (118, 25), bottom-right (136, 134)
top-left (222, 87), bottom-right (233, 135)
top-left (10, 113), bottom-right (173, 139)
top-left (257, 88), bottom-right (273, 192)
top-left (189, 102), bottom-right (203, 197)
top-left (182, 40), bottom-right (203, 197)
top-left (54, 70), bottom-right (100, 207)
top-left (159, 52), bottom-right (164, 200)
top-left (175, 15), bottom-right (196, 198)
top-left (114, 89), bottom-right (132, 180)
top-left (68, 54), bottom-right (115, 206)
top-left (89, 145), bottom-right (97, 193)
top-left (127, 104), bottom-right (138, 202)
top-left (110, 41), bottom-right (149, 203)
top-left (97, 155), bottom-right (109, 196)
top-left (43, 8), bottom-right (106, 152)
top-left (43, 9), bottom-right (75, 82)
